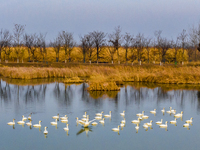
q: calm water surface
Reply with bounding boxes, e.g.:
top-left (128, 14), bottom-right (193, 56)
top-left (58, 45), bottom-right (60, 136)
top-left (0, 79), bottom-right (200, 150)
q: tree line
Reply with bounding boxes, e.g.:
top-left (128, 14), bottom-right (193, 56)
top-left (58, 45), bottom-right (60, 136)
top-left (0, 24), bottom-right (200, 64)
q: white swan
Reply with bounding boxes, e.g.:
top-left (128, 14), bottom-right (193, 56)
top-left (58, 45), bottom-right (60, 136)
top-left (96, 111), bottom-right (104, 116)
top-left (52, 113), bottom-right (59, 119)
top-left (76, 117), bottom-right (84, 125)
top-left (143, 123), bottom-right (148, 128)
top-left (145, 120), bottom-right (153, 127)
top-left (185, 117), bottom-right (193, 124)
top-left (170, 118), bottom-right (177, 124)
top-left (91, 122), bottom-right (98, 126)
top-left (33, 120), bottom-right (42, 127)
top-left (183, 123), bottom-right (190, 127)
top-left (150, 109), bottom-right (156, 114)
top-left (161, 108), bottom-right (165, 113)
top-left (43, 126), bottom-right (48, 134)
top-left (120, 111), bottom-right (125, 116)
top-left (131, 118), bottom-right (140, 124)
top-left (28, 113), bottom-right (32, 120)
top-left (99, 118), bottom-right (105, 124)
top-left (7, 119), bottom-right (15, 125)
top-left (104, 111), bottom-right (111, 118)
top-left (64, 124), bottom-right (69, 131)
top-left (121, 118), bottom-right (126, 124)
top-left (61, 117), bottom-right (68, 123)
top-left (95, 116), bottom-right (102, 120)
top-left (166, 107), bottom-right (172, 114)
top-left (112, 125), bottom-right (120, 132)
top-left (142, 113), bottom-right (149, 119)
top-left (174, 111), bottom-right (183, 118)
top-left (120, 123), bottom-right (125, 127)
top-left (156, 119), bottom-right (163, 125)
top-left (22, 115), bottom-right (27, 121)
top-left (17, 118), bottom-right (25, 125)
top-left (171, 109), bottom-right (176, 114)
top-left (83, 112), bottom-right (87, 118)
top-left (81, 118), bottom-right (87, 122)
top-left (159, 121), bottom-right (168, 128)
top-left (51, 119), bottom-right (58, 125)
top-left (135, 124), bottom-right (139, 130)
top-left (136, 111), bottom-right (144, 117)
top-left (78, 118), bottom-right (96, 128)
top-left (26, 120), bottom-right (32, 126)
top-left (60, 115), bottom-right (68, 120)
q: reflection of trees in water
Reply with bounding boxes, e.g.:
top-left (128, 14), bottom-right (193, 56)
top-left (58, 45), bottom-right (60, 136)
top-left (80, 83), bottom-right (103, 107)
top-left (80, 83), bottom-right (119, 107)
top-left (24, 85), bottom-right (47, 104)
top-left (53, 82), bottom-right (72, 106)
top-left (0, 80), bottom-right (47, 105)
top-left (128, 85), bottom-right (198, 109)
top-left (197, 91), bottom-right (200, 111)
top-left (0, 81), bottom-right (11, 104)
top-left (1, 79), bottom-right (200, 112)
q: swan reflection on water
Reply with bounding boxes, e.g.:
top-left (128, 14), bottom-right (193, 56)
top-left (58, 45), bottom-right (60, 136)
top-left (76, 127), bottom-right (92, 136)
top-left (44, 134), bottom-right (48, 138)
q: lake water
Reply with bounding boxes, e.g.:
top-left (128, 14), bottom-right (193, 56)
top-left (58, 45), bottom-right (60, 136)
top-left (0, 79), bottom-right (200, 150)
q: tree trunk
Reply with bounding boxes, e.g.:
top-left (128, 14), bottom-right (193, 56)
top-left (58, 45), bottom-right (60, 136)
top-left (17, 58), bottom-right (19, 63)
top-left (195, 48), bottom-right (197, 62)
top-left (125, 49), bottom-right (128, 64)
top-left (65, 52), bottom-right (67, 63)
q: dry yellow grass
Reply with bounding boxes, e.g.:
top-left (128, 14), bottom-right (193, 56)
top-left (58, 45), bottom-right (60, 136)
top-left (1, 65), bottom-right (200, 85)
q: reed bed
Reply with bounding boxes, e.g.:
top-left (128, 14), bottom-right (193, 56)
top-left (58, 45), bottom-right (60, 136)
top-left (1, 65), bottom-right (200, 90)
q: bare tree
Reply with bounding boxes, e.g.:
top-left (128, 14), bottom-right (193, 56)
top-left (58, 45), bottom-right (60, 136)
top-left (60, 31), bottom-right (75, 63)
top-left (24, 33), bottom-right (36, 62)
top-left (79, 35), bottom-right (88, 63)
top-left (0, 29), bottom-right (12, 62)
top-left (135, 33), bottom-right (145, 64)
top-left (85, 34), bottom-right (94, 63)
top-left (154, 30), bottom-right (162, 63)
top-left (172, 37), bottom-right (180, 63)
top-left (90, 31), bottom-right (106, 64)
top-left (29, 34), bottom-right (38, 62)
top-left (2, 31), bottom-right (12, 63)
top-left (189, 26), bottom-right (198, 61)
top-left (107, 42), bottom-right (117, 64)
top-left (179, 29), bottom-right (187, 64)
top-left (160, 38), bottom-right (171, 63)
top-left (186, 43), bottom-right (193, 61)
top-left (144, 37), bottom-right (152, 63)
top-left (130, 38), bottom-right (137, 64)
top-left (50, 35), bottom-right (62, 62)
top-left (197, 23), bottom-right (200, 53)
top-left (13, 24), bottom-right (25, 63)
top-left (123, 32), bottom-right (133, 64)
top-left (108, 26), bottom-right (123, 64)
top-left (37, 33), bottom-right (47, 62)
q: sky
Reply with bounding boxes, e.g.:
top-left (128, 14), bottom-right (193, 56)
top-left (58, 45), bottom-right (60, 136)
top-left (0, 0), bottom-right (200, 43)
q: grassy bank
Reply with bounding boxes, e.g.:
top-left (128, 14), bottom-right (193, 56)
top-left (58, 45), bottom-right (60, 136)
top-left (1, 65), bottom-right (200, 90)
